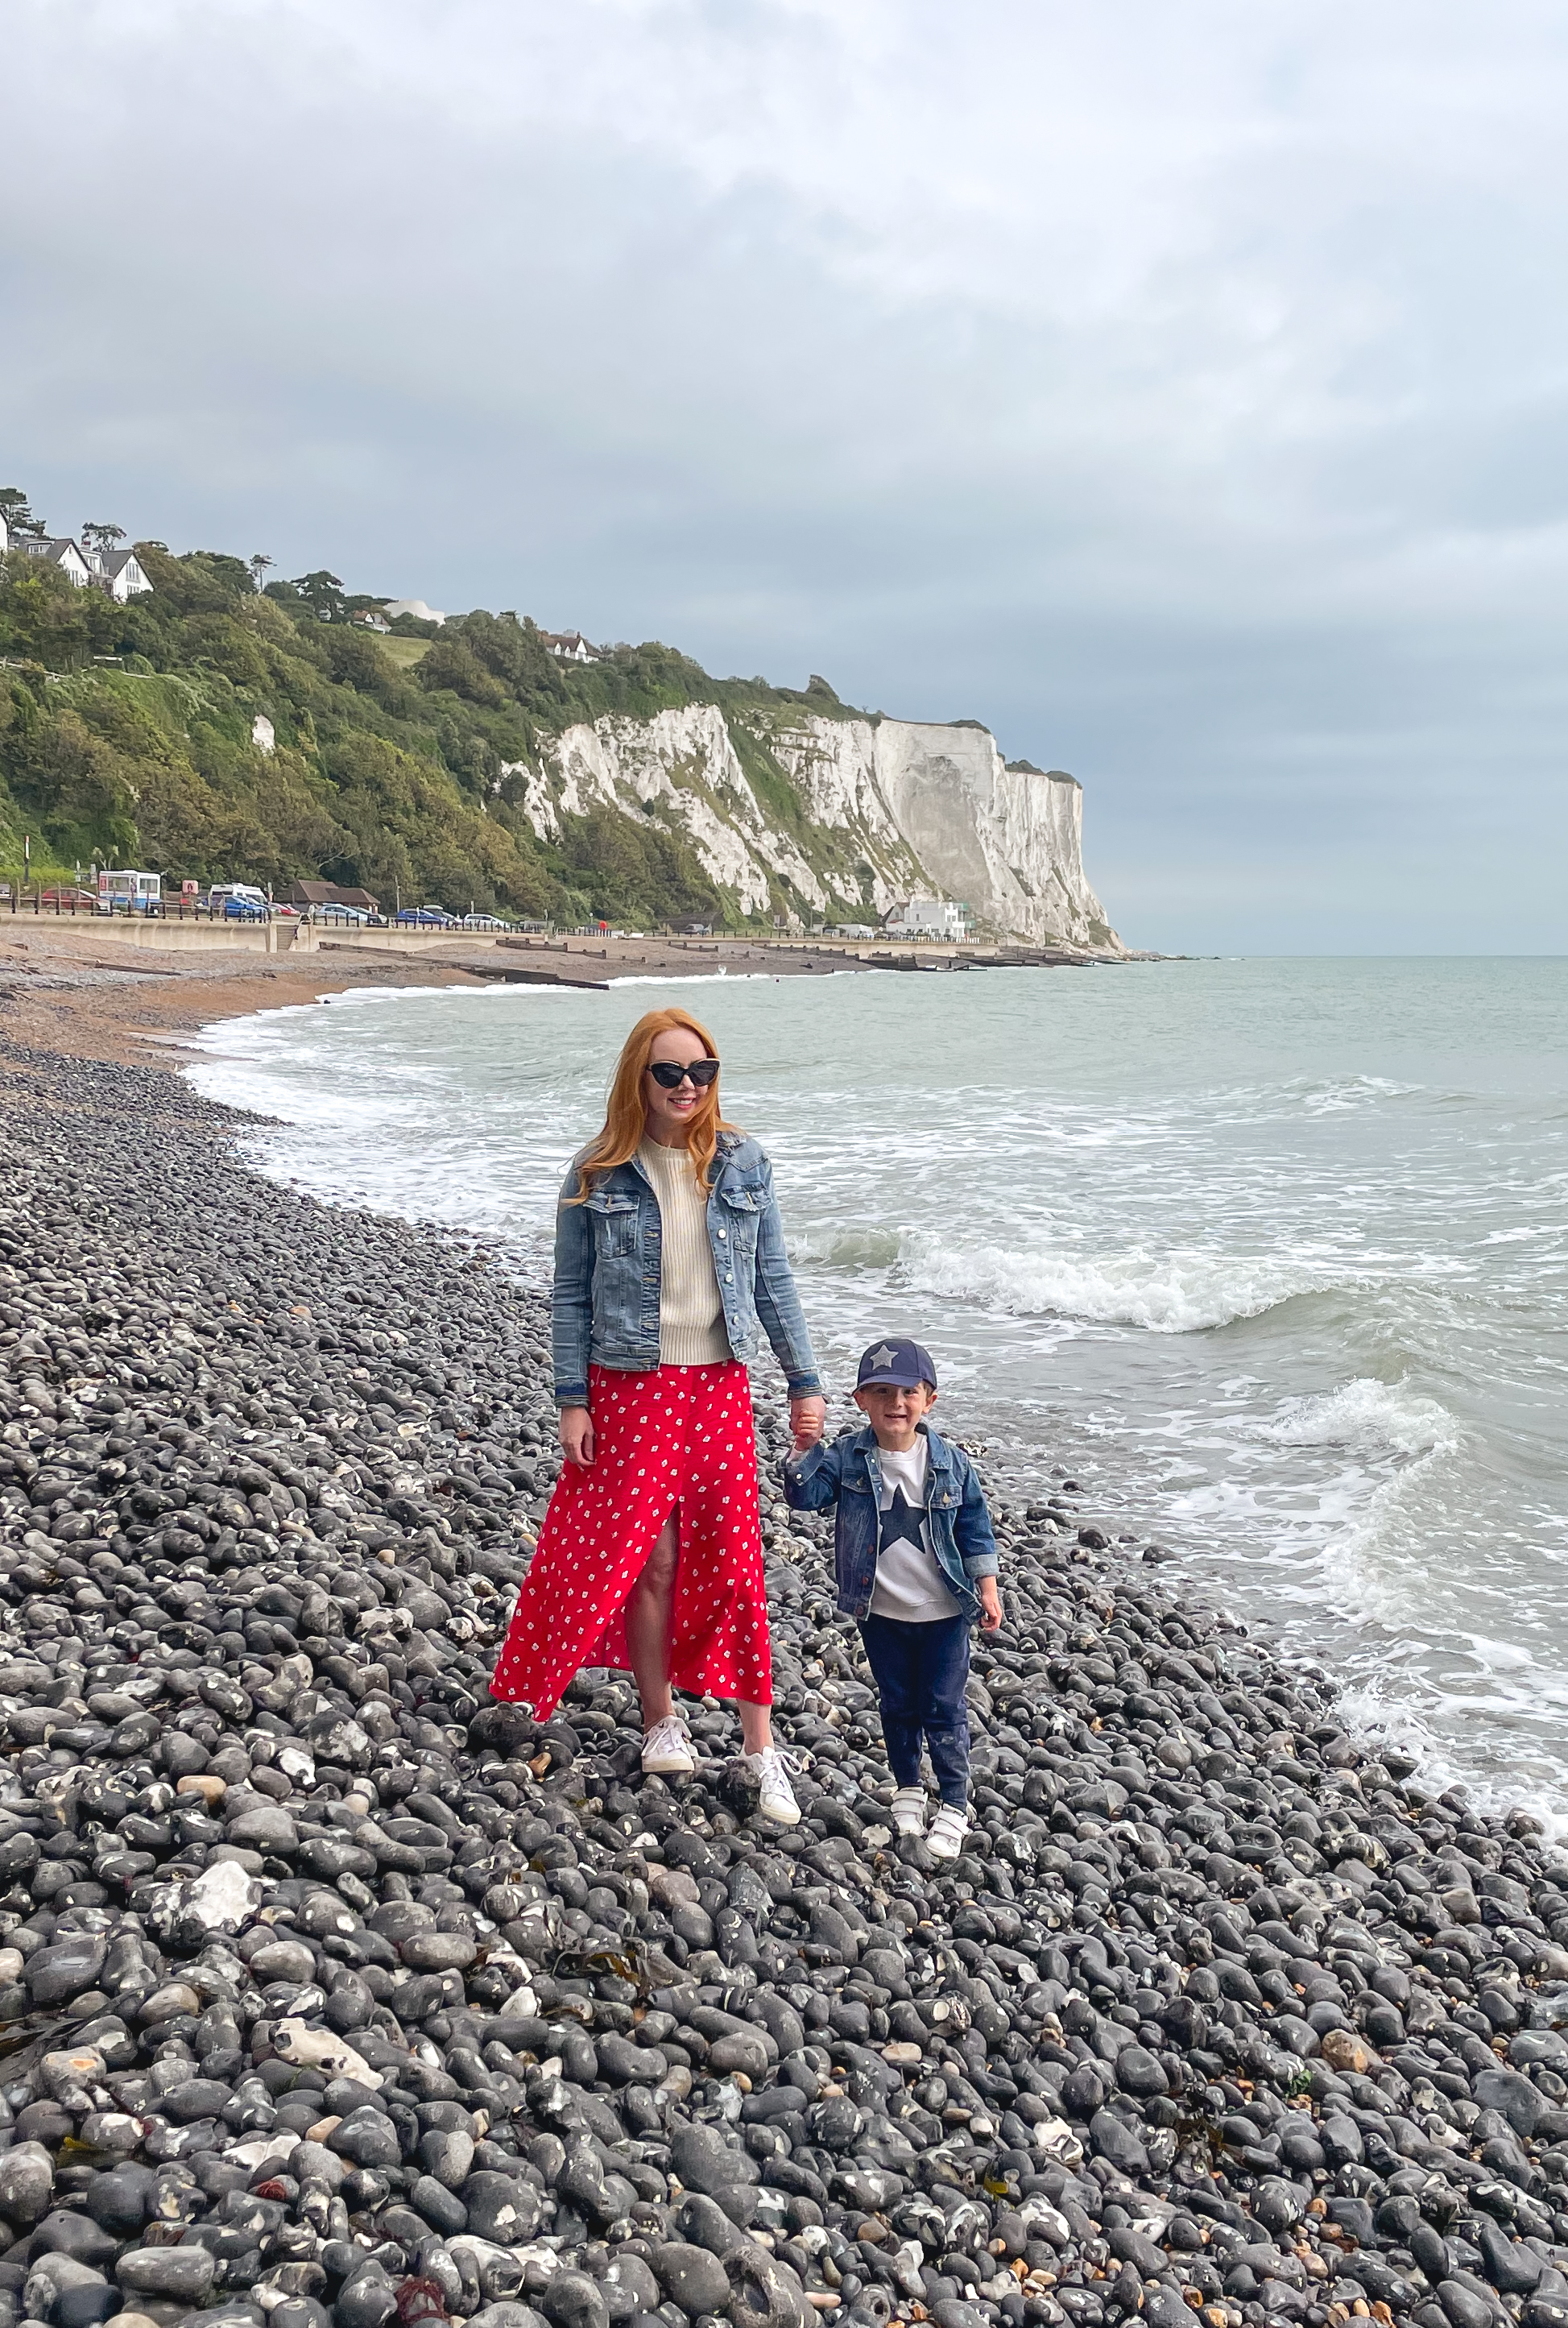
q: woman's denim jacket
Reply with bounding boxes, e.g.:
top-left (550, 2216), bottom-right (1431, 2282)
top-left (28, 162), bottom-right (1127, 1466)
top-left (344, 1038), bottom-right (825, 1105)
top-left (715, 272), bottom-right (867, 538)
top-left (781, 1421), bottom-right (999, 1623)
top-left (552, 1130), bottom-right (821, 1406)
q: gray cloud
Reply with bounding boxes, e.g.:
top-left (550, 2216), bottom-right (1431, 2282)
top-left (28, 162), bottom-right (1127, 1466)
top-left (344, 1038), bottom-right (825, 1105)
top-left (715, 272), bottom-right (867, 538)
top-left (4, 0), bottom-right (1567, 950)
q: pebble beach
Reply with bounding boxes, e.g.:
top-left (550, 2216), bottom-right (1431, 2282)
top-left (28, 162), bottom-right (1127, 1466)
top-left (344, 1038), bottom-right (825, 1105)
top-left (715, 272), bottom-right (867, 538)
top-left (0, 1029), bottom-right (1566, 2328)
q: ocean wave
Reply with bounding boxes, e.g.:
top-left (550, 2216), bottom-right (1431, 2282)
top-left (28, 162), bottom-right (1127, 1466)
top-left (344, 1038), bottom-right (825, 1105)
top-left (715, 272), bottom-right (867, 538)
top-left (792, 1226), bottom-right (905, 1270)
top-left (1295, 1074), bottom-right (1421, 1116)
top-left (1201, 1073), bottom-right (1423, 1126)
top-left (896, 1232), bottom-right (1340, 1333)
top-left (1252, 1376), bottom-right (1456, 1460)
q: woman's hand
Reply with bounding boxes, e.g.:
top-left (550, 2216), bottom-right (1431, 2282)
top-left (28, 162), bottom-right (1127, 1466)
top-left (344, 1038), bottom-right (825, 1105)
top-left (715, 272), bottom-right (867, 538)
top-left (559, 1406), bottom-right (595, 1468)
top-left (978, 1577), bottom-right (1003, 1634)
top-left (789, 1394), bottom-right (825, 1451)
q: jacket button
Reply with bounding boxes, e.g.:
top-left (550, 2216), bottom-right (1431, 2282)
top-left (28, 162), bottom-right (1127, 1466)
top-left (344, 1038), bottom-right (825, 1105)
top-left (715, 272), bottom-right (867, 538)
top-left (718, 1228), bottom-right (726, 1240)
top-left (725, 1272), bottom-right (733, 1282)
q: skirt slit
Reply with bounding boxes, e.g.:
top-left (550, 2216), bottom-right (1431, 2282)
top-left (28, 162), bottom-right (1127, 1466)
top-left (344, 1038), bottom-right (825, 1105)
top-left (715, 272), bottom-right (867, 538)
top-left (490, 1361), bottom-right (772, 1721)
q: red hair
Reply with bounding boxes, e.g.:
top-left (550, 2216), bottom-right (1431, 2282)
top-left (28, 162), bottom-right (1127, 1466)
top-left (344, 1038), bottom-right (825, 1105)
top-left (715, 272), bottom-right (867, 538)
top-left (567, 1007), bottom-right (738, 1203)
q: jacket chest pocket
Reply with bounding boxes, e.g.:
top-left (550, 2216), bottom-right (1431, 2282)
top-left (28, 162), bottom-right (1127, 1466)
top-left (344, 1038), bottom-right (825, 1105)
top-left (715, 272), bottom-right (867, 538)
top-left (718, 1185), bottom-right (762, 1254)
top-left (587, 1191), bottom-right (640, 1258)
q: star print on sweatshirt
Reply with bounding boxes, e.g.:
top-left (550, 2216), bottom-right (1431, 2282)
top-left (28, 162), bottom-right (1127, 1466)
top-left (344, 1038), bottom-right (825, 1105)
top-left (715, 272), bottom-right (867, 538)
top-left (867, 1437), bottom-right (962, 1624)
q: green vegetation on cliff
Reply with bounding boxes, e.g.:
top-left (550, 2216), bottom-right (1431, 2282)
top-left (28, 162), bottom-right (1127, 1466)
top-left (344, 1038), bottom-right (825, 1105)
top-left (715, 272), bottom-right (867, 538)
top-left (0, 537), bottom-right (858, 926)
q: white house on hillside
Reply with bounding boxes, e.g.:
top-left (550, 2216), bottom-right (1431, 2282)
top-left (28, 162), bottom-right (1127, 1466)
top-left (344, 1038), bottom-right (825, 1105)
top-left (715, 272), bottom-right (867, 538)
top-left (543, 631), bottom-right (599, 663)
top-left (90, 546), bottom-right (152, 601)
top-left (21, 536), bottom-right (93, 586)
top-left (6, 529), bottom-right (151, 601)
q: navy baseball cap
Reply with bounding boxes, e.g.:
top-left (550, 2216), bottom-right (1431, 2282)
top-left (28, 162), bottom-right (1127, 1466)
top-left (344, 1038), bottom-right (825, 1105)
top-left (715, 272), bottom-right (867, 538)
top-left (856, 1337), bottom-right (938, 1390)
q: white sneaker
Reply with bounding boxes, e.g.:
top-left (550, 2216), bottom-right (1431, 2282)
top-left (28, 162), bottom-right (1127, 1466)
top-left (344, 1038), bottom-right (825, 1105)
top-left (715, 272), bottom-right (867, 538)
top-left (928, 1805), bottom-right (969, 1861)
top-left (891, 1787), bottom-right (927, 1837)
top-left (641, 1714), bottom-right (696, 1775)
top-left (744, 1746), bottom-right (802, 1826)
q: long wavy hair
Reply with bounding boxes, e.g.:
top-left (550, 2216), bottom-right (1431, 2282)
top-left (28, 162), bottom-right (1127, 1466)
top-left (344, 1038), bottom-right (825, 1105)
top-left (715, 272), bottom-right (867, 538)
top-left (566, 1007), bottom-right (737, 1203)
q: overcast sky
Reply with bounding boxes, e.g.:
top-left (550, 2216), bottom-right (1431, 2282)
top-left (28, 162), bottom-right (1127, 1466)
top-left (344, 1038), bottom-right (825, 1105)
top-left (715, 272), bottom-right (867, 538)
top-left (6, 0), bottom-right (1567, 952)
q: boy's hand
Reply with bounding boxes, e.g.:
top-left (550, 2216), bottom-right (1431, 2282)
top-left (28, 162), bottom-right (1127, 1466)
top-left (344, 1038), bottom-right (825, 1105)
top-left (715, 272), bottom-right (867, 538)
top-left (790, 1394), bottom-right (825, 1451)
top-left (978, 1577), bottom-right (1003, 1633)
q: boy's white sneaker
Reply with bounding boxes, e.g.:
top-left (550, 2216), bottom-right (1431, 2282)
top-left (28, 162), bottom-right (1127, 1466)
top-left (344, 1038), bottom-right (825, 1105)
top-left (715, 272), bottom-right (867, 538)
top-left (745, 1746), bottom-right (802, 1825)
top-left (891, 1787), bottom-right (927, 1837)
top-left (927, 1805), bottom-right (969, 1861)
top-left (641, 1714), bottom-right (696, 1775)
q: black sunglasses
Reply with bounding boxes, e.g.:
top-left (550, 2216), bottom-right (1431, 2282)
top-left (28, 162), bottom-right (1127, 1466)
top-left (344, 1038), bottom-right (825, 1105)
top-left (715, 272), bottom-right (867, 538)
top-left (647, 1058), bottom-right (720, 1089)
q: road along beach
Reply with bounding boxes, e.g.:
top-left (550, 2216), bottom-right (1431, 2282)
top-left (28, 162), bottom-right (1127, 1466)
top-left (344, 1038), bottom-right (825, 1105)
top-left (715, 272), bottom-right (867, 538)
top-left (0, 1017), bottom-right (1566, 2328)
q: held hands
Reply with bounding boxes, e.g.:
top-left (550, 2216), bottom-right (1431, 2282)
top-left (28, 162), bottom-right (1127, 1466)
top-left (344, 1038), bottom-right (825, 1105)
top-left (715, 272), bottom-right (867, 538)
top-left (559, 1406), bottom-right (595, 1468)
top-left (569, 1396), bottom-right (821, 1463)
top-left (790, 1394), bottom-right (826, 1452)
top-left (978, 1576), bottom-right (1003, 1633)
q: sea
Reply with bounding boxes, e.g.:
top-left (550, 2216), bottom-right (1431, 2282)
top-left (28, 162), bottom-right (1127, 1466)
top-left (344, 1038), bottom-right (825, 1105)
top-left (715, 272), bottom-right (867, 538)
top-left (186, 958), bottom-right (1568, 1825)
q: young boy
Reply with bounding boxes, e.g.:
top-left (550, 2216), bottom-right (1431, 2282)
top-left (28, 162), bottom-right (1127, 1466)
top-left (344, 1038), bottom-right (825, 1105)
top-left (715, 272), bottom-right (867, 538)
top-left (782, 1336), bottom-right (1001, 1861)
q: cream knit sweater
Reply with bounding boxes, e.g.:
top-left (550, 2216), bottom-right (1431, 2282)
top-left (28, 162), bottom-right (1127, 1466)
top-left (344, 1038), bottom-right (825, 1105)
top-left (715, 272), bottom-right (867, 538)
top-left (638, 1140), bottom-right (730, 1366)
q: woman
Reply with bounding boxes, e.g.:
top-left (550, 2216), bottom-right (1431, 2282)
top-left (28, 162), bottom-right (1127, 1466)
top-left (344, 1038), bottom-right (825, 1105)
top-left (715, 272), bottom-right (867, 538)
top-left (491, 1006), bottom-right (825, 1825)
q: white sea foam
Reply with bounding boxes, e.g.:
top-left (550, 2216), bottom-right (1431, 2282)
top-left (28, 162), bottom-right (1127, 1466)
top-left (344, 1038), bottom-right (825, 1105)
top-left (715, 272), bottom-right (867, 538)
top-left (1252, 1376), bottom-right (1454, 1459)
top-left (790, 1225), bottom-right (906, 1270)
top-left (1202, 1073), bottom-right (1422, 1125)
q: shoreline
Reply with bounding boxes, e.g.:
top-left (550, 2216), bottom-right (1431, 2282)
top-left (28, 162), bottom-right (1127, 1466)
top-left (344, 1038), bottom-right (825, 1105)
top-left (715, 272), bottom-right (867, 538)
top-left (0, 922), bottom-right (1120, 1074)
top-left (0, 1034), bottom-right (1565, 2328)
top-left (0, 923), bottom-right (502, 1071)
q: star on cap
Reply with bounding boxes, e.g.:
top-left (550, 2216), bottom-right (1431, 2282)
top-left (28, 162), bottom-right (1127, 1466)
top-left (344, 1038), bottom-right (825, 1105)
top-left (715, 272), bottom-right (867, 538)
top-left (868, 1343), bottom-right (899, 1370)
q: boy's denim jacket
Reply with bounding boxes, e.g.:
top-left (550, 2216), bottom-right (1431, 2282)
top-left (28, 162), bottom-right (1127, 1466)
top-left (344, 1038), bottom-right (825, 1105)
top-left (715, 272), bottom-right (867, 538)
top-left (552, 1130), bottom-right (821, 1406)
top-left (782, 1420), bottom-right (999, 1623)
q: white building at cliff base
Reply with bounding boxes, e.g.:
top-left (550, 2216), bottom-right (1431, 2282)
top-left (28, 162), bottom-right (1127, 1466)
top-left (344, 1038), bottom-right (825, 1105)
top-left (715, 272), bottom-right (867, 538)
top-left (883, 897), bottom-right (970, 938)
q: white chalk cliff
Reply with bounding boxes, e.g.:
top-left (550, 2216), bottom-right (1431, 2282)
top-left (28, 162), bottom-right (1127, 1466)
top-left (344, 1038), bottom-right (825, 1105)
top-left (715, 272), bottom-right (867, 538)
top-left (506, 704), bottom-right (1121, 950)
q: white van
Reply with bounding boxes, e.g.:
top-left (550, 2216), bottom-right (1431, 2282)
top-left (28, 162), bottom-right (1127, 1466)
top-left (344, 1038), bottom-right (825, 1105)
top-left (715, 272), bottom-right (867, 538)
top-left (207, 884), bottom-right (270, 919)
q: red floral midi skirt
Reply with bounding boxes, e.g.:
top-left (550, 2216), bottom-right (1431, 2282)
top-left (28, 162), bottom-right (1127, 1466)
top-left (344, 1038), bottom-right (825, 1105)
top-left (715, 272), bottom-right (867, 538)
top-left (490, 1361), bottom-right (772, 1721)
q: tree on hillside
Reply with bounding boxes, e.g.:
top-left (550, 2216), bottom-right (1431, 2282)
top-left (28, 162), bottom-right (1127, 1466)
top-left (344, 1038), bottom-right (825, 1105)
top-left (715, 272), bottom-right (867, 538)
top-left (291, 570), bottom-right (347, 623)
top-left (81, 523), bottom-right (126, 558)
top-left (416, 636), bottom-right (508, 707)
top-left (0, 561), bottom-right (100, 666)
top-left (0, 489), bottom-right (44, 540)
top-left (248, 554), bottom-right (273, 592)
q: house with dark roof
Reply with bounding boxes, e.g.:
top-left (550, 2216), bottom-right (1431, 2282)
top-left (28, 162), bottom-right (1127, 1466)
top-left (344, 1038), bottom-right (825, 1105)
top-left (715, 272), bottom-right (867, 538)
top-left (13, 535), bottom-right (151, 600)
top-left (90, 546), bottom-right (152, 602)
top-left (542, 631), bottom-right (600, 663)
top-left (21, 537), bottom-right (93, 586)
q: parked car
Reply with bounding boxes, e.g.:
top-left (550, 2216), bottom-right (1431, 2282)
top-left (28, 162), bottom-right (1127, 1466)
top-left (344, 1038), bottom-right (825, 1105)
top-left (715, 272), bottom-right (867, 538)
top-left (396, 907), bottom-right (455, 926)
top-left (208, 883), bottom-right (271, 917)
top-left (459, 913), bottom-right (510, 930)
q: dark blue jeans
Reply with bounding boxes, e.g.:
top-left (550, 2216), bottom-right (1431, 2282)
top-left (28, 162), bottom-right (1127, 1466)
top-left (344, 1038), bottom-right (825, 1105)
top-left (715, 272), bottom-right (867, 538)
top-left (858, 1612), bottom-right (970, 1809)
